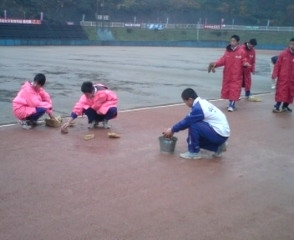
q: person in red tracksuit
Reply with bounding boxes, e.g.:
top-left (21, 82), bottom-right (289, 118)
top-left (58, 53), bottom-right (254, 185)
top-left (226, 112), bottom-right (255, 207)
top-left (272, 38), bottom-right (294, 113)
top-left (208, 35), bottom-right (250, 112)
top-left (241, 38), bottom-right (257, 99)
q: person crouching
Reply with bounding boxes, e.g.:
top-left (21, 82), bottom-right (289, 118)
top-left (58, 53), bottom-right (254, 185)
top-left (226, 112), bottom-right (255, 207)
top-left (61, 81), bottom-right (118, 131)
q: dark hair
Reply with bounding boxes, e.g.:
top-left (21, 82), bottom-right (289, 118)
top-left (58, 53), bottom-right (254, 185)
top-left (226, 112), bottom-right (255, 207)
top-left (81, 81), bottom-right (94, 93)
top-left (181, 88), bottom-right (198, 100)
top-left (34, 73), bottom-right (46, 86)
top-left (249, 38), bottom-right (257, 46)
top-left (231, 34), bottom-right (240, 42)
top-left (271, 56), bottom-right (278, 64)
top-left (290, 38), bottom-right (294, 42)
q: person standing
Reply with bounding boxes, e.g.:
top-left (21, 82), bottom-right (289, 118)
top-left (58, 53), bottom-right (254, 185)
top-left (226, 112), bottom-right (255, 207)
top-left (241, 38), bottom-right (257, 99)
top-left (208, 34), bottom-right (250, 112)
top-left (272, 38), bottom-right (294, 113)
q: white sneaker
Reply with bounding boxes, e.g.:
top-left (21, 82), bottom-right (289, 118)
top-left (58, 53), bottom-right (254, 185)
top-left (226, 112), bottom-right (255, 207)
top-left (18, 120), bottom-right (32, 130)
top-left (88, 121), bottom-right (98, 129)
top-left (29, 120), bottom-right (42, 126)
top-left (227, 106), bottom-right (234, 112)
top-left (281, 107), bottom-right (292, 113)
top-left (103, 120), bottom-right (111, 129)
top-left (213, 142), bottom-right (228, 157)
top-left (272, 108), bottom-right (281, 113)
top-left (179, 151), bottom-right (202, 159)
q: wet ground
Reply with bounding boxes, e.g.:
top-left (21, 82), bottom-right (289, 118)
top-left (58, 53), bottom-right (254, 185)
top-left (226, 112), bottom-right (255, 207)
top-left (1, 93), bottom-right (294, 240)
top-left (0, 46), bottom-right (280, 124)
top-left (1, 47), bottom-right (293, 240)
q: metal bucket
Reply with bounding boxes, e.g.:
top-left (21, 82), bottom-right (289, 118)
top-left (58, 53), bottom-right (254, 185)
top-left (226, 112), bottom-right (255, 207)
top-left (158, 136), bottom-right (178, 154)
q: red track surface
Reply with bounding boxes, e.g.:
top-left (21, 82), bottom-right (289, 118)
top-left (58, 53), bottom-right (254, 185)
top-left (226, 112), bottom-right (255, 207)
top-left (1, 93), bottom-right (293, 240)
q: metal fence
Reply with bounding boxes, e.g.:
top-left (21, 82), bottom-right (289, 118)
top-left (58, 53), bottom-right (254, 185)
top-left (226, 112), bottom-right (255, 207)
top-left (80, 21), bottom-right (294, 32)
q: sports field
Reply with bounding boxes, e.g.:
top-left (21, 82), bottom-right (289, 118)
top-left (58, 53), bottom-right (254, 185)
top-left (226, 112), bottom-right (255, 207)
top-left (1, 46), bottom-right (294, 240)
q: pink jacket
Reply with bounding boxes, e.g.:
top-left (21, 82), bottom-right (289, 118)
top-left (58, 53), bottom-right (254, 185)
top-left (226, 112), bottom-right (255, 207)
top-left (72, 84), bottom-right (118, 116)
top-left (12, 81), bottom-right (53, 120)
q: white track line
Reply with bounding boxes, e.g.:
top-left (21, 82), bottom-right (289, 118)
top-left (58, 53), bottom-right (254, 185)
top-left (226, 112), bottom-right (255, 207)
top-left (0, 92), bottom-right (273, 128)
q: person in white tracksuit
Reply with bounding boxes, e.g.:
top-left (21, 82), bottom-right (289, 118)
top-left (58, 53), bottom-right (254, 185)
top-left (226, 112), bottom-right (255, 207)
top-left (163, 88), bottom-right (230, 159)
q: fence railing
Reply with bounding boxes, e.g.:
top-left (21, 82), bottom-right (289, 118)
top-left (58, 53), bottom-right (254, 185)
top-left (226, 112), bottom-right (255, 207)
top-left (80, 21), bottom-right (294, 32)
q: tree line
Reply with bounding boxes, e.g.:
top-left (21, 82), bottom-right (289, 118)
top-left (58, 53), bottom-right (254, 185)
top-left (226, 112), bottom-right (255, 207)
top-left (1, 0), bottom-right (294, 26)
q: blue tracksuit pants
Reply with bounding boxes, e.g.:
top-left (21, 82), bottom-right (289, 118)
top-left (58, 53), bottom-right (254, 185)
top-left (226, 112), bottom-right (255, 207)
top-left (83, 107), bottom-right (117, 123)
top-left (188, 121), bottom-right (228, 153)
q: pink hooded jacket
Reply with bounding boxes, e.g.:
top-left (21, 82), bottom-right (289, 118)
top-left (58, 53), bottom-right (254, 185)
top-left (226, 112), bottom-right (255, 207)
top-left (12, 81), bottom-right (53, 120)
top-left (72, 84), bottom-right (118, 116)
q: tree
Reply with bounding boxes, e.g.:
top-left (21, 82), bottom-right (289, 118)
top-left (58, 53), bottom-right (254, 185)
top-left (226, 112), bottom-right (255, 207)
top-left (0, 0), bottom-right (293, 26)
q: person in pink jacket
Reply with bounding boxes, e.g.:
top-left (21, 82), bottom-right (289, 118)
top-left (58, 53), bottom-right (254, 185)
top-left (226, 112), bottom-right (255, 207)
top-left (241, 38), bottom-right (257, 99)
top-left (208, 35), bottom-right (249, 112)
top-left (61, 81), bottom-right (118, 131)
top-left (272, 38), bottom-right (294, 113)
top-left (12, 73), bottom-right (54, 129)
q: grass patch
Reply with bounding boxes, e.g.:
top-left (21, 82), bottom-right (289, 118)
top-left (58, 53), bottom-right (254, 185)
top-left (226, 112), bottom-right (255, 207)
top-left (83, 26), bottom-right (294, 45)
